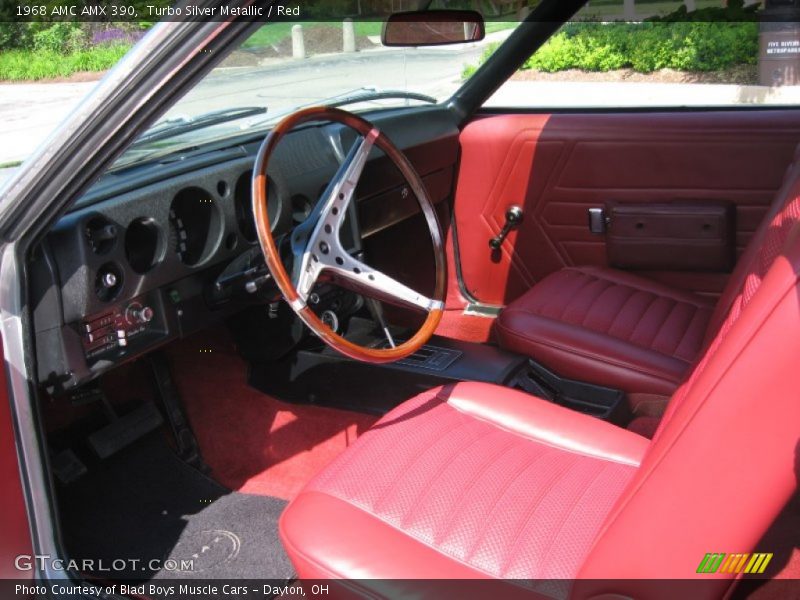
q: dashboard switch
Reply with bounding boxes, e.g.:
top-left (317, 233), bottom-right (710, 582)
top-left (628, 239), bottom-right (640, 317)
top-left (126, 304), bottom-right (154, 324)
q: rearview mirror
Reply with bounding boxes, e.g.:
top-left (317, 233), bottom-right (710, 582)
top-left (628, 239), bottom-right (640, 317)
top-left (382, 10), bottom-right (486, 47)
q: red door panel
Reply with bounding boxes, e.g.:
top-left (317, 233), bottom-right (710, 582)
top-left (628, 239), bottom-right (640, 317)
top-left (453, 111), bottom-right (800, 305)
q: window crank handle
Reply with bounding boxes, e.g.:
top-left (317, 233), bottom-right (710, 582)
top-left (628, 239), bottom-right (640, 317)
top-left (489, 205), bottom-right (523, 250)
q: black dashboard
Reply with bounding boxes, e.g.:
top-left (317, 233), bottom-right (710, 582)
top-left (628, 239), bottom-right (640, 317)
top-left (31, 106), bottom-right (460, 394)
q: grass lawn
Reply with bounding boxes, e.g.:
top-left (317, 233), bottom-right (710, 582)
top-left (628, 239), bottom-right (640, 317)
top-left (242, 22), bottom-right (385, 49)
top-left (485, 21), bottom-right (517, 34)
top-left (0, 44), bottom-right (131, 81)
top-left (0, 18), bottom-right (515, 81)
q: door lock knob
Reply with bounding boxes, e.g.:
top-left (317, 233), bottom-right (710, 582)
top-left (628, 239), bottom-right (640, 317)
top-left (489, 205), bottom-right (523, 250)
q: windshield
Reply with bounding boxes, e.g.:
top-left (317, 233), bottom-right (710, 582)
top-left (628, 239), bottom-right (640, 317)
top-left (112, 20), bottom-right (518, 169)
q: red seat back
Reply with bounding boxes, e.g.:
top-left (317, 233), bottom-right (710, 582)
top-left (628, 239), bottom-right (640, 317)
top-left (705, 151), bottom-right (800, 344)
top-left (579, 209), bottom-right (800, 593)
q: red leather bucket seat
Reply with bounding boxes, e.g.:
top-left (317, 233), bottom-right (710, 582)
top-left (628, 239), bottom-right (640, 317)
top-left (279, 197), bottom-right (800, 596)
top-left (495, 156), bottom-right (800, 396)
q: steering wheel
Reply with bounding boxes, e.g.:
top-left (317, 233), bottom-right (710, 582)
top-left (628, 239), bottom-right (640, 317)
top-left (252, 107), bottom-right (446, 363)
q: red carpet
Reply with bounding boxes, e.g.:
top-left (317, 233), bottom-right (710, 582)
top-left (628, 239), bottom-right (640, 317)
top-left (435, 308), bottom-right (496, 343)
top-left (163, 329), bottom-right (377, 500)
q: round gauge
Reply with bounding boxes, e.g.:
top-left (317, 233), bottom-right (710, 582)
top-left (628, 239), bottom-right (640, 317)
top-left (235, 170), bottom-right (290, 242)
top-left (168, 187), bottom-right (222, 266)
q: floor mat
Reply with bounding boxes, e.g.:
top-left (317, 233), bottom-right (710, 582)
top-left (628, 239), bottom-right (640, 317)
top-left (57, 432), bottom-right (293, 581)
top-left (163, 329), bottom-right (378, 500)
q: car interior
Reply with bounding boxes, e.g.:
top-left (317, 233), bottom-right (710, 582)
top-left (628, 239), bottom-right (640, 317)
top-left (18, 5), bottom-right (800, 599)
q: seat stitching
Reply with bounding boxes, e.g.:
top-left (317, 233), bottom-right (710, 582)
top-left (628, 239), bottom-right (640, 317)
top-left (529, 462), bottom-right (610, 580)
top-left (577, 280), bottom-right (616, 328)
top-left (494, 318), bottom-right (688, 381)
top-left (399, 425), bottom-right (497, 530)
top-left (500, 301), bottom-right (701, 372)
top-left (298, 493), bottom-right (562, 597)
top-left (641, 297), bottom-right (680, 353)
top-left (433, 434), bottom-right (523, 545)
top-left (554, 273), bottom-right (599, 321)
top-left (462, 448), bottom-right (555, 564)
top-left (309, 389), bottom-right (442, 487)
top-left (495, 451), bottom-right (581, 577)
top-left (603, 287), bottom-right (641, 336)
top-left (542, 270), bottom-right (590, 318)
top-left (316, 392), bottom-right (449, 492)
top-left (628, 294), bottom-right (667, 350)
top-left (291, 492), bottom-right (501, 583)
top-left (578, 267), bottom-right (713, 308)
top-left (372, 416), bottom-right (477, 514)
top-left (664, 303), bottom-right (698, 359)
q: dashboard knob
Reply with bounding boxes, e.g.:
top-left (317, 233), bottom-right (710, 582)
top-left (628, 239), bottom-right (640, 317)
top-left (101, 272), bottom-right (118, 288)
top-left (128, 305), bottom-right (154, 324)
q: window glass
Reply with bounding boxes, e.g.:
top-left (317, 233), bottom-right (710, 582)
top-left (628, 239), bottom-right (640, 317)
top-left (111, 18), bottom-right (521, 169)
top-left (473, 0), bottom-right (800, 108)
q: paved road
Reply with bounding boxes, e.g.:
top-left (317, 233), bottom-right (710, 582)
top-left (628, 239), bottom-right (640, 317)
top-left (1, 80), bottom-right (99, 167)
top-left (162, 43), bottom-right (486, 120)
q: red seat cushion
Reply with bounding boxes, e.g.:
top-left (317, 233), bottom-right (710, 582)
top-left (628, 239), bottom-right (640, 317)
top-left (494, 153), bottom-right (800, 398)
top-left (280, 382), bottom-right (647, 592)
top-left (280, 220), bottom-right (800, 590)
top-left (494, 266), bottom-right (714, 395)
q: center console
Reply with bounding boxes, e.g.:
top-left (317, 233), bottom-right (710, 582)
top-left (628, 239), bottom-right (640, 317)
top-left (248, 317), bottom-right (628, 423)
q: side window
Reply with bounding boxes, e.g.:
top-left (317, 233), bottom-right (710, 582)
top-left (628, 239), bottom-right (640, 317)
top-left (467, 0), bottom-right (800, 109)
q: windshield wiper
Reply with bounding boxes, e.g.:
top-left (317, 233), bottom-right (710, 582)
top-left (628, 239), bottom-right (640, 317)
top-left (324, 87), bottom-right (437, 108)
top-left (121, 89), bottom-right (434, 167)
top-left (131, 106), bottom-right (267, 148)
top-left (243, 87), bottom-right (437, 131)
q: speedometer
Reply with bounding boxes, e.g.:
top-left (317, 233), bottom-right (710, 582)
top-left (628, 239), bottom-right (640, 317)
top-left (168, 187), bottom-right (222, 266)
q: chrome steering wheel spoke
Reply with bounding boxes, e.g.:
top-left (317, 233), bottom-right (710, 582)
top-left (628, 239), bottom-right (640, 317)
top-left (293, 127), bottom-right (440, 313)
top-left (326, 251), bottom-right (440, 312)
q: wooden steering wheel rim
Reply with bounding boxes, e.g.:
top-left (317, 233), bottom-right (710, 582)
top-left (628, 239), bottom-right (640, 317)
top-left (252, 106), bottom-right (446, 364)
